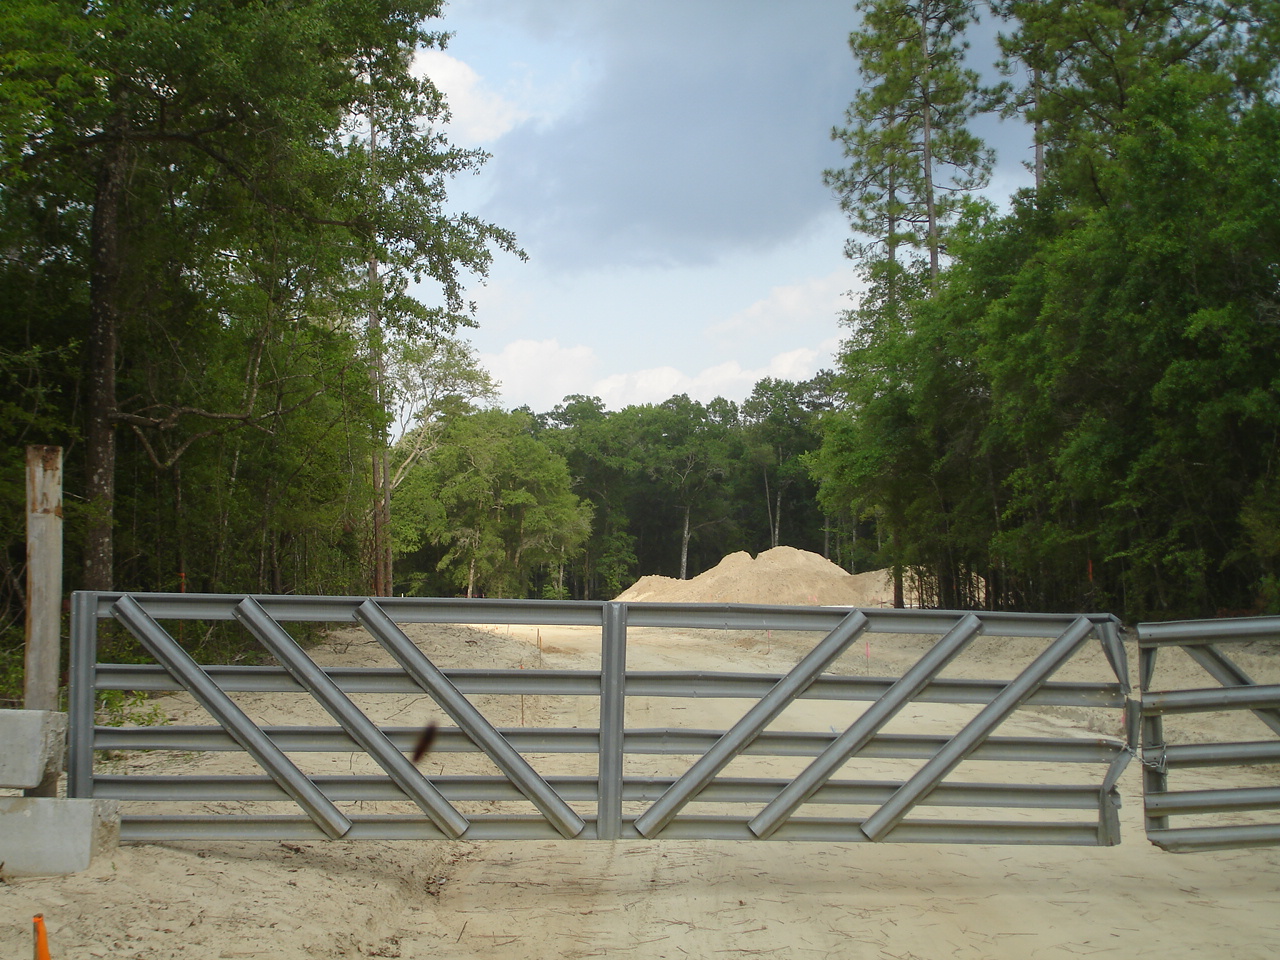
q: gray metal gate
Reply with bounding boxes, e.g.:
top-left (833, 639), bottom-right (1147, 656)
top-left (70, 592), bottom-right (1133, 844)
top-left (1137, 615), bottom-right (1280, 852)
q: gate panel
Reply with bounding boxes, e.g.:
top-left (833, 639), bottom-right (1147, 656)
top-left (1137, 615), bottom-right (1280, 852)
top-left (70, 592), bottom-right (1129, 845)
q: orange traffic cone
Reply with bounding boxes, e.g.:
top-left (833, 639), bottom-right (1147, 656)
top-left (33, 914), bottom-right (51, 960)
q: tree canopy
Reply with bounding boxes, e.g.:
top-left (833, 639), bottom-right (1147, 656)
top-left (0, 0), bottom-right (518, 691)
top-left (814, 0), bottom-right (1280, 618)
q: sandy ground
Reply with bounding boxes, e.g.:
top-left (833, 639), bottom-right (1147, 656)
top-left (3, 554), bottom-right (1280, 959)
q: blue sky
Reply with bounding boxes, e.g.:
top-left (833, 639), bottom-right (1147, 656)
top-left (415, 0), bottom-right (1034, 413)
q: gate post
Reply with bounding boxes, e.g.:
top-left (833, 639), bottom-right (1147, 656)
top-left (598, 602), bottom-right (627, 839)
top-left (66, 592), bottom-right (98, 799)
top-left (24, 446), bottom-right (63, 714)
top-left (24, 447), bottom-right (63, 799)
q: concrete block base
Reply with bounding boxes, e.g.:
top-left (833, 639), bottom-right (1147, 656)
top-left (0, 710), bottom-right (67, 789)
top-left (0, 798), bottom-right (119, 877)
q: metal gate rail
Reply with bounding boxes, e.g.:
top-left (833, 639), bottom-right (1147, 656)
top-left (71, 592), bottom-right (1130, 845)
top-left (1137, 615), bottom-right (1280, 852)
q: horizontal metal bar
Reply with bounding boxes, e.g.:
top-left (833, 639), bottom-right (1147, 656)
top-left (654, 816), bottom-right (1107, 845)
top-left (94, 663), bottom-right (1124, 708)
top-left (621, 605), bottom-right (1118, 637)
top-left (94, 725), bottom-right (1124, 763)
top-left (626, 674), bottom-right (1123, 707)
top-left (87, 593), bottom-right (609, 626)
top-left (1182, 645), bottom-right (1280, 737)
top-left (118, 814), bottom-right (1107, 845)
top-left (95, 773), bottom-right (1106, 810)
top-left (82, 591), bottom-right (1118, 638)
top-left (1137, 616), bottom-right (1280, 647)
top-left (1145, 786), bottom-right (1280, 817)
top-left (1163, 741), bottom-right (1280, 768)
top-left (92, 724), bottom-right (603, 753)
top-left (1142, 684), bottom-right (1280, 715)
top-left (94, 664), bottom-right (603, 696)
top-left (1147, 823), bottom-right (1280, 853)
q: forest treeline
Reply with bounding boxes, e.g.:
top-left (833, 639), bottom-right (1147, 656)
top-left (2, 1), bottom-right (1279, 700)
top-left (388, 380), bottom-right (840, 602)
top-left (812, 0), bottom-right (1280, 620)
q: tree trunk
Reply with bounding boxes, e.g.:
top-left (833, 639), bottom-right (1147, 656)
top-left (762, 465), bottom-right (774, 549)
top-left (84, 122), bottom-right (129, 591)
top-left (892, 527), bottom-right (905, 608)
top-left (919, 4), bottom-right (939, 287)
top-left (367, 92), bottom-right (393, 597)
top-left (1033, 67), bottom-right (1044, 189)
top-left (680, 504), bottom-right (691, 580)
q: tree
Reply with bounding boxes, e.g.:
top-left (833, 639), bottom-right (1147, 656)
top-left (825, 0), bottom-right (992, 286)
top-left (386, 337), bottom-right (498, 491)
top-left (992, 1), bottom-right (1276, 201)
top-left (810, 1), bottom-right (1280, 619)
top-left (633, 396), bottom-right (735, 580)
top-left (818, 0), bottom-right (994, 606)
top-left (393, 410), bottom-right (592, 598)
top-left (0, 0), bottom-right (517, 591)
top-left (741, 378), bottom-right (824, 550)
top-left (810, 264), bottom-right (935, 607)
top-left (542, 395), bottom-right (641, 599)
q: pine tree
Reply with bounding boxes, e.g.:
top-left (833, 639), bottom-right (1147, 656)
top-left (825, 0), bottom-right (992, 287)
top-left (818, 0), bottom-right (993, 606)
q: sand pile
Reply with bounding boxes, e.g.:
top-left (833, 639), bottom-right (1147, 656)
top-left (614, 546), bottom-right (894, 607)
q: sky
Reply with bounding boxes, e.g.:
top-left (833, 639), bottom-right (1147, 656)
top-left (414, 0), bottom-right (1035, 414)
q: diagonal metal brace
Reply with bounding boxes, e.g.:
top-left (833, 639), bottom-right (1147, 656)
top-left (355, 599), bottom-right (585, 838)
top-left (633, 609), bottom-right (871, 838)
top-left (861, 615), bottom-right (1097, 841)
top-left (1096, 619), bottom-right (1129, 696)
top-left (1182, 644), bottom-right (1280, 737)
top-left (233, 597), bottom-right (469, 839)
top-left (749, 613), bottom-right (983, 838)
top-left (111, 595), bottom-right (353, 840)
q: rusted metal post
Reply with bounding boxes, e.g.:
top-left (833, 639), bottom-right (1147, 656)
top-left (25, 446), bottom-right (63, 713)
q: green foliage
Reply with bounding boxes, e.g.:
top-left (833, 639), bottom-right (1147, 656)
top-left (826, 0), bottom-right (992, 278)
top-left (393, 409), bottom-right (592, 598)
top-left (532, 381), bottom-right (835, 597)
top-left (0, 1), bottom-right (519, 684)
top-left (96, 689), bottom-right (169, 729)
top-left (817, 0), bottom-right (1280, 620)
top-left (0, 641), bottom-right (24, 709)
top-left (741, 378), bottom-right (826, 551)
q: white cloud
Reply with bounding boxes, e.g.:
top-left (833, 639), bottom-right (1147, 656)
top-left (712, 269), bottom-right (858, 339)
top-left (592, 347), bottom-right (837, 411)
top-left (593, 367), bottom-right (697, 409)
top-left (481, 339), bottom-right (601, 411)
top-left (413, 49), bottom-right (531, 146)
top-left (479, 333), bottom-right (843, 413)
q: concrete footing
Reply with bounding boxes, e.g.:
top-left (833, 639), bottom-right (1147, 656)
top-left (0, 709), bottom-right (120, 876)
top-left (0, 709), bottom-right (66, 790)
top-left (0, 798), bottom-right (120, 877)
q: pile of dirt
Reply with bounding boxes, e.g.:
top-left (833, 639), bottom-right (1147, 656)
top-left (614, 546), bottom-right (894, 607)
